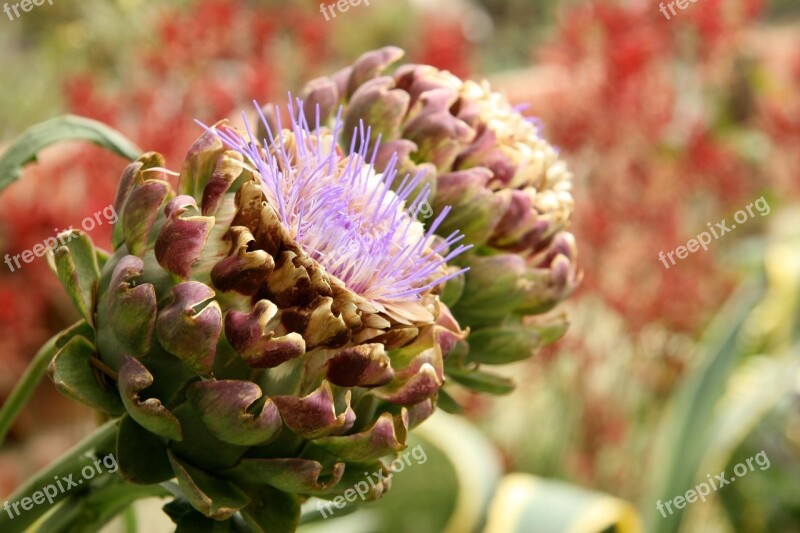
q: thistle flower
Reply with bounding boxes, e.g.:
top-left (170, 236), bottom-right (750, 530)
top-left (285, 48), bottom-right (580, 392)
top-left (46, 100), bottom-right (467, 527)
top-left (213, 101), bottom-right (469, 321)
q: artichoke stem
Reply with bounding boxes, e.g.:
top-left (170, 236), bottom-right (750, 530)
top-left (0, 327), bottom-right (65, 445)
top-left (123, 504), bottom-right (138, 533)
top-left (37, 476), bottom-right (167, 533)
top-left (0, 419), bottom-right (119, 532)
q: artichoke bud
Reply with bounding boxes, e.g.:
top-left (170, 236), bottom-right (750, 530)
top-left (48, 99), bottom-right (471, 522)
top-left (316, 52), bottom-right (581, 400)
top-left (292, 47), bottom-right (580, 335)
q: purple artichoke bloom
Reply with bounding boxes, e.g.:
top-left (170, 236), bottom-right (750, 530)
top-left (209, 100), bottom-right (470, 320)
top-left (44, 98), bottom-right (469, 528)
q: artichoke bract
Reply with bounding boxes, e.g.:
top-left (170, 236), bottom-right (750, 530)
top-left (289, 47), bottom-right (581, 394)
top-left (46, 100), bottom-right (468, 528)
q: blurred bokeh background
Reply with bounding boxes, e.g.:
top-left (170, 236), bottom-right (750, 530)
top-left (1, 0), bottom-right (799, 531)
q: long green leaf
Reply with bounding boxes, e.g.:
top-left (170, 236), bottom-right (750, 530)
top-left (0, 115), bottom-right (141, 192)
top-left (705, 350), bottom-right (800, 471)
top-left (643, 281), bottom-right (765, 533)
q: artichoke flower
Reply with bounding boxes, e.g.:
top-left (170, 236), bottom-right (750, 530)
top-left (283, 47), bottom-right (581, 395)
top-left (45, 100), bottom-right (469, 529)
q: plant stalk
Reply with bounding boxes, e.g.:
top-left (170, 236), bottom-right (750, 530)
top-left (0, 331), bottom-right (61, 445)
top-left (0, 419), bottom-right (119, 532)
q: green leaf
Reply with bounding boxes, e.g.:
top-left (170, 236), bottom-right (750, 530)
top-left (48, 335), bottom-right (124, 415)
top-left (450, 254), bottom-right (529, 327)
top-left (436, 388), bottom-right (463, 415)
top-left (164, 499), bottom-right (249, 532)
top-left (466, 324), bottom-right (541, 365)
top-left (445, 360), bottom-right (515, 395)
top-left (47, 231), bottom-right (101, 325)
top-left (187, 380), bottom-right (282, 447)
top-left (118, 356), bottom-right (183, 442)
top-left (222, 458), bottom-right (345, 496)
top-left (314, 411), bottom-right (408, 462)
top-left (55, 320), bottom-right (95, 349)
top-left (168, 450), bottom-right (251, 521)
top-left (241, 486), bottom-right (301, 533)
top-left (117, 415), bottom-right (174, 484)
top-left (0, 115), bottom-right (141, 192)
top-left (526, 312), bottom-right (570, 347)
top-left (643, 283), bottom-right (765, 533)
top-left (707, 351), bottom-right (800, 468)
top-left (440, 268), bottom-right (465, 308)
top-left (169, 402), bottom-right (248, 471)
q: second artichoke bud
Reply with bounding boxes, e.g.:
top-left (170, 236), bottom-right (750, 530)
top-left (291, 47), bottom-right (581, 393)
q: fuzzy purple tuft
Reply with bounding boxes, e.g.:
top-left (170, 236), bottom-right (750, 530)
top-left (205, 99), bottom-right (471, 307)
